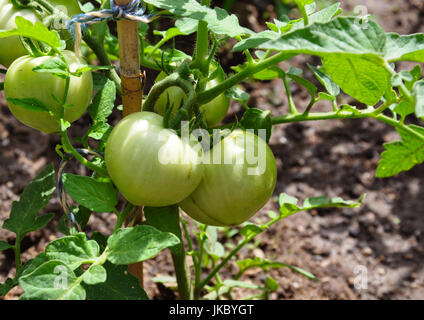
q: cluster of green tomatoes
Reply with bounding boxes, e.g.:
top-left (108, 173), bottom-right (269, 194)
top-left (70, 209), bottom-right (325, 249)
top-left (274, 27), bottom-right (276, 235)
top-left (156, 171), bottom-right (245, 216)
top-left (1, 0), bottom-right (277, 227)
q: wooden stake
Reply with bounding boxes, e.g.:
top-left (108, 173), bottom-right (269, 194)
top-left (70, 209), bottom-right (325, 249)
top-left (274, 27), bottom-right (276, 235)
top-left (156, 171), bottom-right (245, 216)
top-left (115, 0), bottom-right (144, 287)
top-left (115, 0), bottom-right (144, 117)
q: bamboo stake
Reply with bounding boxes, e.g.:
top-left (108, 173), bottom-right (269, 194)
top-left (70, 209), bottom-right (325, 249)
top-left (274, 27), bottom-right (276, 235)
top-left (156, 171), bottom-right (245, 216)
top-left (115, 0), bottom-right (144, 117)
top-left (114, 0), bottom-right (144, 287)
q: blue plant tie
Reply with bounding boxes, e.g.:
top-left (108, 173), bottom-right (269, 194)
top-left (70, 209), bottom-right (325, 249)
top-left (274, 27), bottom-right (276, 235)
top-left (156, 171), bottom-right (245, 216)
top-left (67, 0), bottom-right (157, 36)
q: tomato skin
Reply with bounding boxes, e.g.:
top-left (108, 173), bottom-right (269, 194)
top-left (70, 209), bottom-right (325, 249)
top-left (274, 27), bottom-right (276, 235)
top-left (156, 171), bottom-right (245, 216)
top-left (180, 130), bottom-right (277, 226)
top-left (4, 51), bottom-right (93, 133)
top-left (154, 71), bottom-right (231, 128)
top-left (105, 112), bottom-right (204, 207)
top-left (0, 0), bottom-right (40, 67)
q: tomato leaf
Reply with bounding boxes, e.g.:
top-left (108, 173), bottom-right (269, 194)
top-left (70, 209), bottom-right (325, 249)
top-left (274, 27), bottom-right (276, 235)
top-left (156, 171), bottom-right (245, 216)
top-left (3, 164), bottom-right (55, 240)
top-left (62, 174), bottom-right (118, 213)
top-left (377, 125), bottom-right (424, 177)
top-left (307, 63), bottom-right (340, 97)
top-left (19, 261), bottom-right (85, 300)
top-left (6, 97), bottom-right (51, 113)
top-left (45, 233), bottom-right (100, 270)
top-left (32, 58), bottom-right (69, 79)
top-left (0, 278), bottom-right (17, 297)
top-left (107, 225), bottom-right (180, 265)
top-left (144, 205), bottom-right (183, 256)
top-left (82, 265), bottom-right (107, 285)
top-left (144, 0), bottom-right (253, 37)
top-left (0, 16), bottom-right (61, 50)
top-left (84, 262), bottom-right (149, 300)
top-left (413, 80), bottom-right (424, 119)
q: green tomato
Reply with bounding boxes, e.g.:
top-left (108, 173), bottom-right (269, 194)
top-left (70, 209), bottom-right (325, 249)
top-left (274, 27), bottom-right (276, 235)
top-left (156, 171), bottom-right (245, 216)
top-left (105, 111), bottom-right (204, 207)
top-left (180, 129), bottom-right (277, 226)
top-left (154, 71), bottom-right (230, 128)
top-left (0, 0), bottom-right (40, 67)
top-left (4, 50), bottom-right (93, 133)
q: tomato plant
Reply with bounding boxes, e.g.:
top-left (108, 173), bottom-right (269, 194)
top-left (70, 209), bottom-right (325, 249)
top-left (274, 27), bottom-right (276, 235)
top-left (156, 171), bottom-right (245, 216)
top-left (180, 129), bottom-right (277, 226)
top-left (105, 111), bottom-right (203, 206)
top-left (4, 50), bottom-right (93, 133)
top-left (0, 0), bottom-right (423, 302)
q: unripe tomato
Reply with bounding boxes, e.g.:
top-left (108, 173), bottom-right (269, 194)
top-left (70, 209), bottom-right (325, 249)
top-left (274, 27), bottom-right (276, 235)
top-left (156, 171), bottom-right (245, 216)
top-left (0, 0), bottom-right (40, 67)
top-left (105, 112), bottom-right (204, 207)
top-left (180, 130), bottom-right (277, 226)
top-left (4, 51), bottom-right (93, 133)
top-left (154, 71), bottom-right (230, 128)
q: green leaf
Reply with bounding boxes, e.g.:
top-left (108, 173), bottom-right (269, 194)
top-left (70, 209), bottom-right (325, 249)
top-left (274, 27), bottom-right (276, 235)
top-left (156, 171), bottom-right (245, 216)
top-left (240, 223), bottom-right (263, 238)
top-left (62, 174), bottom-right (118, 213)
top-left (322, 54), bottom-right (389, 105)
top-left (144, 205), bottom-right (183, 256)
top-left (107, 225), bottom-right (180, 265)
top-left (0, 16), bottom-right (61, 50)
top-left (45, 233), bottom-right (100, 270)
top-left (6, 97), bottom-right (50, 113)
top-left (384, 33), bottom-right (424, 63)
top-left (225, 85), bottom-right (250, 103)
top-left (307, 63), bottom-right (340, 97)
top-left (82, 265), bottom-right (107, 285)
top-left (394, 100), bottom-right (415, 118)
top-left (223, 280), bottom-right (261, 290)
top-left (413, 80), bottom-right (424, 119)
top-left (265, 276), bottom-right (279, 291)
top-left (240, 108), bottom-right (272, 143)
top-left (0, 240), bottom-right (13, 251)
top-left (84, 262), bottom-right (148, 300)
top-left (144, 0), bottom-right (253, 37)
top-left (376, 125), bottom-right (424, 177)
top-left (20, 261), bottom-right (85, 300)
top-left (175, 18), bottom-right (198, 35)
top-left (0, 278), bottom-right (16, 297)
top-left (3, 164), bottom-right (55, 240)
top-left (32, 58), bottom-right (69, 78)
top-left (87, 79), bottom-right (116, 141)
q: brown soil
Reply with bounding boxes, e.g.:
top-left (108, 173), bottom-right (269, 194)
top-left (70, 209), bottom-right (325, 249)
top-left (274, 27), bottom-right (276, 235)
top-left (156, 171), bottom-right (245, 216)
top-left (1, 0), bottom-right (424, 300)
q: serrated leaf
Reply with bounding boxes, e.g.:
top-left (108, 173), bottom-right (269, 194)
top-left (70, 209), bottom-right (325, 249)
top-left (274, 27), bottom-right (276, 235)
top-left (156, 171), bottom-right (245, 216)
top-left (377, 125), bottom-right (424, 177)
top-left (82, 265), bottom-right (107, 285)
top-left (385, 33), bottom-right (424, 63)
top-left (225, 86), bottom-right (250, 103)
top-left (62, 174), bottom-right (118, 213)
top-left (84, 262), bottom-right (148, 300)
top-left (144, 205), bottom-right (183, 256)
top-left (0, 16), bottom-right (61, 50)
top-left (107, 225), bottom-right (180, 265)
top-left (3, 164), bottom-right (55, 239)
top-left (20, 261), bottom-right (85, 300)
top-left (144, 0), bottom-right (253, 37)
top-left (45, 233), bottom-right (100, 270)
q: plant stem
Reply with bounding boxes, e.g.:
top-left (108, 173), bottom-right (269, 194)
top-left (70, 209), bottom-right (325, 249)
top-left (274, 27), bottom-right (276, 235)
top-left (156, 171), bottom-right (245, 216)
top-left (61, 129), bottom-right (108, 176)
top-left (192, 0), bottom-right (210, 75)
top-left (171, 250), bottom-right (193, 300)
top-left (197, 52), bottom-right (294, 105)
top-left (83, 34), bottom-right (123, 96)
top-left (14, 237), bottom-right (22, 275)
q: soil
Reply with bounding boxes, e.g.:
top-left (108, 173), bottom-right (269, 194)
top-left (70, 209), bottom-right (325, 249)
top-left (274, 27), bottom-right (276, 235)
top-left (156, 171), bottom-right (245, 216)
top-left (1, 0), bottom-right (424, 300)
